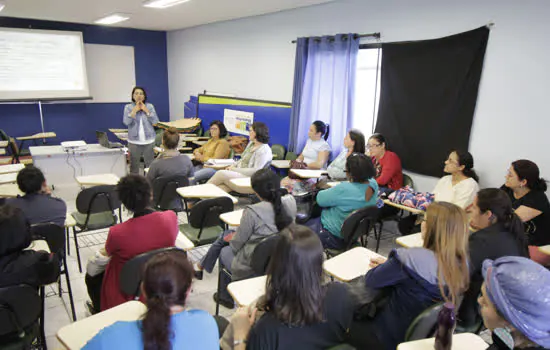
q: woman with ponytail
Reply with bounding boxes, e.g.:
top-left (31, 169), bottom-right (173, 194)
top-left (459, 188), bottom-right (530, 328)
top-left (83, 250), bottom-right (219, 350)
top-left (196, 169), bottom-right (296, 308)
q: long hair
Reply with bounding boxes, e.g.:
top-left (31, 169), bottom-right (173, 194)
top-left (258, 224), bottom-right (325, 325)
top-left (452, 150), bottom-right (479, 182)
top-left (251, 122), bottom-right (270, 144)
top-left (422, 202), bottom-right (470, 305)
top-left (348, 129), bottom-right (366, 154)
top-left (312, 120), bottom-right (330, 141)
top-left (251, 169), bottom-right (292, 231)
top-left (476, 188), bottom-right (529, 256)
top-left (141, 250), bottom-right (193, 350)
top-left (512, 159), bottom-right (547, 192)
top-left (209, 120), bottom-right (228, 138)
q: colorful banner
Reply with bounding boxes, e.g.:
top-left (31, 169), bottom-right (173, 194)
top-left (224, 109), bottom-right (254, 135)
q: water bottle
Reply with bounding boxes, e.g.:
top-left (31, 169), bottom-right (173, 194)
top-left (434, 302), bottom-right (455, 350)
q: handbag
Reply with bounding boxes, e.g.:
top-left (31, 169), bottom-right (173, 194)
top-left (288, 160), bottom-right (308, 179)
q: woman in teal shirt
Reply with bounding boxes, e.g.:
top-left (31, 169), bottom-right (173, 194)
top-left (315, 153), bottom-right (378, 250)
top-left (83, 250), bottom-right (219, 350)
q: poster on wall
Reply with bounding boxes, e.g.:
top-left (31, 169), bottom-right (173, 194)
top-left (224, 109), bottom-right (254, 135)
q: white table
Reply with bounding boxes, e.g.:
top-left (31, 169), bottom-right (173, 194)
top-left (0, 172), bottom-right (17, 185)
top-left (397, 333), bottom-right (488, 350)
top-left (327, 181), bottom-right (341, 188)
top-left (227, 275), bottom-right (267, 307)
top-left (76, 173), bottom-right (120, 186)
top-left (176, 231), bottom-right (195, 251)
top-left (193, 140), bottom-right (208, 146)
top-left (0, 140), bottom-right (8, 148)
top-left (228, 177), bottom-right (251, 191)
top-left (57, 300), bottom-right (147, 350)
top-left (0, 163), bottom-right (24, 174)
top-left (30, 144), bottom-right (127, 189)
top-left (26, 240), bottom-right (50, 253)
top-left (323, 247), bottom-right (385, 282)
top-left (220, 209), bottom-right (244, 226)
top-left (271, 160), bottom-right (291, 169)
top-left (289, 169), bottom-right (327, 179)
top-left (396, 232), bottom-right (424, 248)
top-left (0, 184), bottom-right (23, 198)
top-left (108, 128), bottom-right (127, 134)
top-left (176, 184), bottom-right (238, 204)
top-left (383, 199), bottom-right (425, 215)
top-left (539, 245), bottom-right (550, 255)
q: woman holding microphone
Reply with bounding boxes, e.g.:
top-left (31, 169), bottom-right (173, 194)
top-left (123, 87), bottom-right (159, 174)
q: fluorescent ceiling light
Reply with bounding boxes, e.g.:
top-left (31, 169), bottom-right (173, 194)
top-left (143, 0), bottom-right (191, 9)
top-left (94, 13), bottom-right (130, 25)
top-left (0, 2), bottom-right (5, 12)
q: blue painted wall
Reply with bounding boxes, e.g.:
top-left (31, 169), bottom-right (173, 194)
top-left (0, 17), bottom-right (169, 144)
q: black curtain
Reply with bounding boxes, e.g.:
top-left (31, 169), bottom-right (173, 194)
top-left (375, 27), bottom-right (489, 177)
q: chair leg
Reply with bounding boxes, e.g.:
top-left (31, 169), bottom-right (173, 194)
top-left (375, 225), bottom-right (382, 253)
top-left (215, 266), bottom-right (222, 316)
top-left (63, 257), bottom-right (77, 321)
top-left (73, 228), bottom-right (83, 273)
top-left (65, 227), bottom-right (70, 256)
top-left (39, 286), bottom-right (48, 350)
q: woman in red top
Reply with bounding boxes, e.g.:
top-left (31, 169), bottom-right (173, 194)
top-left (367, 133), bottom-right (403, 191)
top-left (93, 175), bottom-right (178, 311)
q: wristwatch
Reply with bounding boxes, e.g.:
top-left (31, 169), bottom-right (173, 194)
top-left (233, 339), bottom-right (246, 346)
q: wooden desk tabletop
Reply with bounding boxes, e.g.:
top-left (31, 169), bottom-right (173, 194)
top-left (176, 231), bottom-right (195, 251)
top-left (397, 333), bottom-right (488, 350)
top-left (382, 199), bottom-right (425, 215)
top-left (0, 149), bottom-right (4, 155)
top-left (289, 169), bottom-right (327, 179)
top-left (114, 132), bottom-right (128, 141)
top-left (57, 301), bottom-right (147, 350)
top-left (0, 140), bottom-right (8, 147)
top-left (0, 164), bottom-right (24, 175)
top-left (396, 232), bottom-right (424, 248)
top-left (76, 174), bottom-right (120, 186)
top-left (108, 128), bottom-right (128, 133)
top-left (17, 132), bottom-right (57, 140)
top-left (539, 245), bottom-right (550, 255)
top-left (25, 240), bottom-right (50, 253)
top-left (0, 184), bottom-right (23, 198)
top-left (176, 184), bottom-right (238, 204)
top-left (193, 140), bottom-right (208, 146)
top-left (228, 275), bottom-right (267, 307)
top-left (229, 177), bottom-right (251, 190)
top-left (323, 247), bottom-right (385, 282)
top-left (271, 160), bottom-right (291, 169)
top-left (0, 172), bottom-right (18, 185)
top-left (220, 209), bottom-right (244, 226)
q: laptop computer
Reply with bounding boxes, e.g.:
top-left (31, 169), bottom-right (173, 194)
top-left (96, 131), bottom-right (123, 149)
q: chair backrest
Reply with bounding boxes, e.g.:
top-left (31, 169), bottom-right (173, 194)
top-left (152, 175), bottom-right (189, 211)
top-left (203, 129), bottom-right (211, 137)
top-left (404, 302), bottom-right (444, 341)
top-left (0, 129), bottom-right (8, 142)
top-left (189, 197), bottom-right (234, 229)
top-left (340, 206), bottom-right (379, 250)
top-left (403, 173), bottom-right (414, 188)
top-left (250, 234), bottom-right (281, 276)
top-left (30, 223), bottom-right (65, 259)
top-left (271, 144), bottom-right (286, 160)
top-left (119, 247), bottom-right (184, 298)
top-left (0, 285), bottom-right (42, 338)
top-left (76, 185), bottom-right (121, 215)
top-left (285, 151), bottom-right (298, 161)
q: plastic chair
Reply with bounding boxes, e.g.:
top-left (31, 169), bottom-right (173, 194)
top-left (31, 224), bottom-right (77, 322)
top-left (179, 197), bottom-right (234, 246)
top-left (119, 247), bottom-right (184, 299)
top-left (152, 174), bottom-right (190, 212)
top-left (403, 173), bottom-right (414, 188)
top-left (404, 302), bottom-right (444, 341)
top-left (0, 285), bottom-right (43, 350)
top-left (326, 206), bottom-right (380, 257)
top-left (71, 185), bottom-right (122, 272)
top-left (285, 151), bottom-right (298, 161)
top-left (271, 144), bottom-right (286, 160)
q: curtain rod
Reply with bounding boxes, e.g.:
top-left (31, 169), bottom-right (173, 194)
top-left (291, 32), bottom-right (381, 44)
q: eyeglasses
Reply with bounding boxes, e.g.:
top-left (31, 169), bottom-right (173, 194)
top-left (366, 143), bottom-right (381, 149)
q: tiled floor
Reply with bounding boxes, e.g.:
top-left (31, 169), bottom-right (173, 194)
top-left (44, 184), bottom-right (402, 349)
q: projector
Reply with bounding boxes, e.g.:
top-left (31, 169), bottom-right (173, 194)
top-left (61, 140), bottom-right (87, 152)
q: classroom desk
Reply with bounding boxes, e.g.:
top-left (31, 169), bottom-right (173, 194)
top-left (220, 209), bottom-right (244, 227)
top-left (113, 132), bottom-right (128, 141)
top-left (176, 231), bottom-right (195, 251)
top-left (397, 333), bottom-right (488, 350)
top-left (25, 240), bottom-right (50, 253)
top-left (271, 160), bottom-right (291, 169)
top-left (0, 184), bottom-right (23, 198)
top-left (0, 163), bottom-right (24, 174)
top-left (204, 163), bottom-right (232, 170)
top-left (396, 232), bottom-right (424, 248)
top-left (0, 140), bottom-right (8, 147)
top-left (176, 184), bottom-right (238, 204)
top-left (0, 172), bottom-right (17, 185)
top-left (228, 177), bottom-right (251, 192)
top-left (539, 245), bottom-right (550, 255)
top-left (57, 300), bottom-right (147, 350)
top-left (17, 132), bottom-right (57, 155)
top-left (289, 169), bottom-right (327, 179)
top-left (108, 128), bottom-right (128, 134)
top-left (382, 199), bottom-right (425, 215)
top-left (227, 275), bottom-right (267, 307)
top-left (30, 144), bottom-right (127, 189)
top-left (193, 140), bottom-right (208, 146)
top-left (76, 174), bottom-right (120, 187)
top-left (327, 181), bottom-right (341, 188)
top-left (0, 149), bottom-right (4, 155)
top-left (323, 247), bottom-right (385, 282)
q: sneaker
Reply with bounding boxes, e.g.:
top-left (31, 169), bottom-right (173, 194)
top-left (213, 292), bottom-right (234, 309)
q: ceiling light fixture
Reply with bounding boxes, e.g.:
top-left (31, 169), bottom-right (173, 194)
top-left (94, 13), bottom-right (130, 25)
top-left (143, 0), bottom-right (191, 9)
top-left (0, 2), bottom-right (6, 12)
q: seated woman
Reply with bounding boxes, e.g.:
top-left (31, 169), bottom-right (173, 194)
top-left (0, 204), bottom-right (59, 288)
top-left (197, 169), bottom-right (296, 307)
top-left (479, 256), bottom-right (550, 350)
top-left (326, 128), bottom-right (366, 181)
top-left (367, 133), bottom-right (402, 192)
top-left (207, 122), bottom-right (272, 194)
top-left (459, 188), bottom-right (529, 327)
top-left (349, 202), bottom-right (470, 349)
top-left (85, 175), bottom-right (178, 312)
top-left (228, 224), bottom-right (356, 350)
top-left (146, 127), bottom-right (194, 183)
top-left (83, 250), bottom-right (219, 350)
top-left (501, 159), bottom-right (550, 265)
top-left (281, 120), bottom-right (331, 195)
top-left (192, 120), bottom-right (231, 183)
top-left (310, 153), bottom-right (378, 250)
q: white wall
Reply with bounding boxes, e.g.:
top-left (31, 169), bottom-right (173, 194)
top-left (167, 0), bottom-right (550, 192)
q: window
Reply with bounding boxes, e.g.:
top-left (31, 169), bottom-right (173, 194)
top-left (353, 48), bottom-right (382, 135)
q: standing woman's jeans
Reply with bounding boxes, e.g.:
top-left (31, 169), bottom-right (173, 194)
top-left (128, 142), bottom-right (155, 174)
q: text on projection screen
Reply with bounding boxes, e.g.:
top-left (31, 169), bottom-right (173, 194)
top-left (0, 28), bottom-right (90, 101)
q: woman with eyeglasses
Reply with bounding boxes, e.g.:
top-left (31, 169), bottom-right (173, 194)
top-left (367, 133), bottom-right (403, 191)
top-left (192, 120), bottom-right (231, 183)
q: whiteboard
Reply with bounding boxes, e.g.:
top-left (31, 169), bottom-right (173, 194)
top-left (84, 44), bottom-right (136, 103)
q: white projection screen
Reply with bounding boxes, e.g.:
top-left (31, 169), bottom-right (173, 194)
top-left (0, 27), bottom-right (90, 101)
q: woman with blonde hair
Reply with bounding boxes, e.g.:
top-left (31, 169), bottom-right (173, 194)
top-left (349, 202), bottom-right (470, 350)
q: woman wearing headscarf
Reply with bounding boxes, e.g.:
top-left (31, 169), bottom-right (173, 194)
top-left (479, 256), bottom-right (550, 349)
